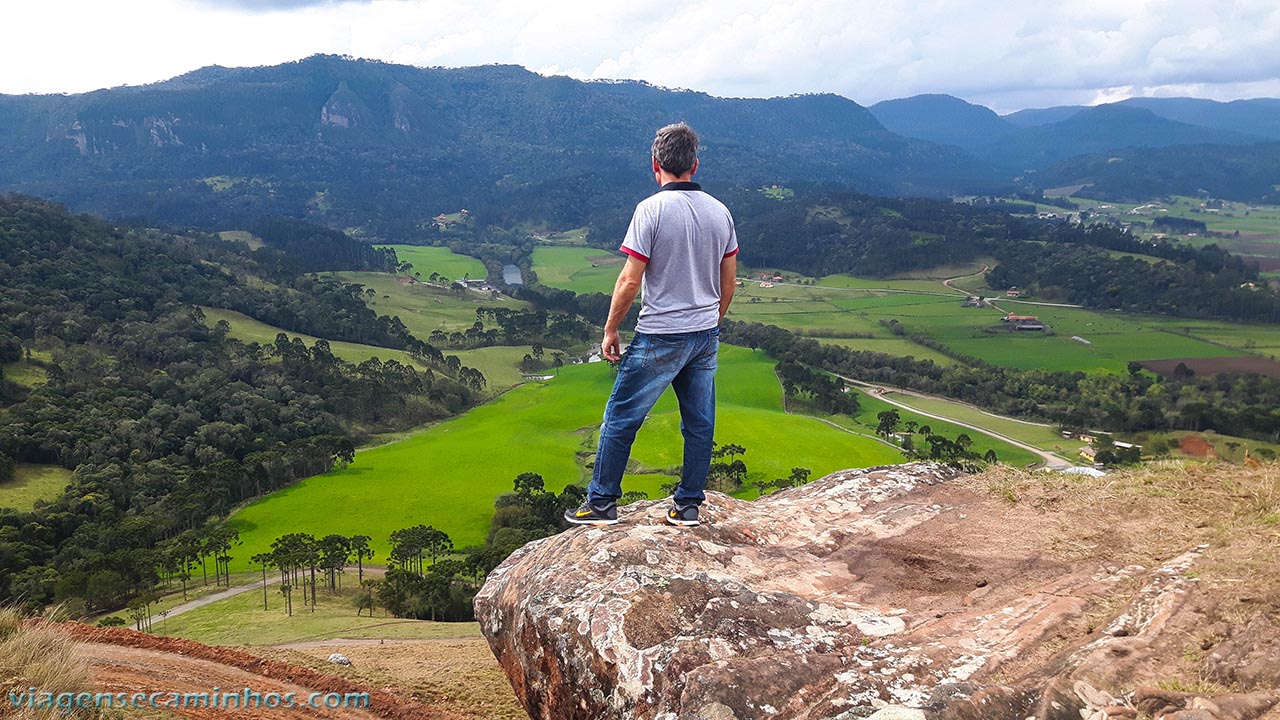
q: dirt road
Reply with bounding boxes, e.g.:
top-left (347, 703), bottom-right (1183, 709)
top-left (42, 623), bottom-right (461, 720)
top-left (839, 376), bottom-right (1074, 469)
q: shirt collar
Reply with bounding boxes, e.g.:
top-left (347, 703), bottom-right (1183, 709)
top-left (659, 181), bottom-right (702, 192)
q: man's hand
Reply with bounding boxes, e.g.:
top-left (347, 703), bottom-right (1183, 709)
top-left (602, 329), bottom-right (622, 362)
top-left (601, 255), bottom-right (645, 363)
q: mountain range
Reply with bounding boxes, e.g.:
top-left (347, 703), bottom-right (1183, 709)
top-left (869, 95), bottom-right (1270, 171)
top-left (2, 55), bottom-right (1280, 234)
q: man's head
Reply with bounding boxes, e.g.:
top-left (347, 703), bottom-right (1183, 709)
top-left (651, 122), bottom-right (699, 180)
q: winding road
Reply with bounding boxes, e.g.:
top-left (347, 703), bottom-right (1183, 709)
top-left (838, 376), bottom-right (1075, 469)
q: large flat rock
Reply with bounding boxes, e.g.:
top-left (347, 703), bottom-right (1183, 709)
top-left (474, 463), bottom-right (1273, 720)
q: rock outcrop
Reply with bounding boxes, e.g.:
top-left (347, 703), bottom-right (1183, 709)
top-left (475, 463), bottom-right (1279, 720)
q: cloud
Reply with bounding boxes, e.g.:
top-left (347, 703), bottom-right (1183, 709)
top-left (2, 0), bottom-right (1279, 111)
top-left (190, 0), bottom-right (376, 10)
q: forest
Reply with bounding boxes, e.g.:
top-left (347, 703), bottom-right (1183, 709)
top-left (0, 195), bottom-right (479, 611)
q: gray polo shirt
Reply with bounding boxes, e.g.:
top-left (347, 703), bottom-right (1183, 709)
top-left (620, 182), bottom-right (738, 334)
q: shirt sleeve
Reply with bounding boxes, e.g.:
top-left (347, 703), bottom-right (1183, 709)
top-left (619, 203), bottom-right (653, 262)
top-left (723, 213), bottom-right (739, 258)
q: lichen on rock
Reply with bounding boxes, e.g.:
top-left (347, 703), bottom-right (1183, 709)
top-left (475, 462), bottom-right (1279, 720)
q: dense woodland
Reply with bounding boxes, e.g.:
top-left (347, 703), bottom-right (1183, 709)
top-left (0, 196), bottom-right (479, 610)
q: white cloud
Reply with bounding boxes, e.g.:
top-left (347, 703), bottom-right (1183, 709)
top-left (1, 0), bottom-right (1278, 111)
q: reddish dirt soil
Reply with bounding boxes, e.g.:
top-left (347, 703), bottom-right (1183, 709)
top-left (1178, 434), bottom-right (1217, 458)
top-left (31, 622), bottom-right (461, 720)
top-left (1140, 355), bottom-right (1280, 379)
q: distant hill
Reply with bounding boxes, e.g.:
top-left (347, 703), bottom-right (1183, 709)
top-left (1037, 142), bottom-right (1280, 203)
top-left (877, 98), bottom-right (1264, 172)
top-left (0, 55), bottom-right (999, 236)
top-left (869, 94), bottom-right (1015, 154)
top-left (1002, 105), bottom-right (1085, 126)
top-left (1006, 97), bottom-right (1280, 140)
top-left (989, 104), bottom-right (1263, 170)
top-left (1115, 97), bottom-right (1280, 140)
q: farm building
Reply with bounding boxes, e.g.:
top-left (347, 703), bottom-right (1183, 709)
top-left (1014, 324), bottom-right (1046, 331)
top-left (1002, 314), bottom-right (1039, 323)
top-left (1006, 288), bottom-right (1022, 297)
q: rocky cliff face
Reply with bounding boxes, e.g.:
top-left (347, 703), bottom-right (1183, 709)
top-left (475, 463), bottom-right (1280, 720)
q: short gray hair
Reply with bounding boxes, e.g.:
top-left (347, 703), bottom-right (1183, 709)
top-left (651, 122), bottom-right (699, 176)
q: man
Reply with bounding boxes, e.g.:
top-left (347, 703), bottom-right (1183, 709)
top-left (565, 122), bottom-right (737, 528)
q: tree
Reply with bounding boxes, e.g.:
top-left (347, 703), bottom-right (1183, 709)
top-left (876, 410), bottom-right (901, 438)
top-left (350, 535), bottom-right (374, 584)
top-left (251, 552), bottom-right (272, 611)
top-left (0, 452), bottom-right (13, 484)
top-left (318, 534), bottom-right (352, 592)
top-left (354, 580), bottom-right (379, 617)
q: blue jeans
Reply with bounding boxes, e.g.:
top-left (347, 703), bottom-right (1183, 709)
top-left (588, 327), bottom-right (720, 507)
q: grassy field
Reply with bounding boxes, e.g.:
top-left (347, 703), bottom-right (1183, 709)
top-left (162, 584), bottom-right (479, 647)
top-left (0, 464), bottom-right (71, 511)
top-left (378, 245), bottom-right (487, 281)
top-left (728, 278), bottom-right (1239, 373)
top-left (539, 227), bottom-right (589, 244)
top-left (530, 246), bottom-right (625, 295)
top-left (217, 230), bottom-right (263, 249)
top-left (1072, 196), bottom-right (1280, 262)
top-left (815, 336), bottom-right (958, 366)
top-left (877, 392), bottom-right (1087, 457)
top-left (827, 392), bottom-right (1043, 467)
top-left (333, 271), bottom-right (528, 338)
top-left (202, 306), bottom-right (544, 395)
top-left (1, 358), bottom-right (47, 388)
top-left (200, 307), bottom-right (429, 369)
top-left (225, 345), bottom-right (904, 572)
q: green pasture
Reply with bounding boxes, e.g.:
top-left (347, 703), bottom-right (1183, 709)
top-left (816, 274), bottom-right (962, 294)
top-left (815, 337), bottom-right (957, 366)
top-left (452, 345), bottom-right (552, 392)
top-left (0, 464), bottom-right (71, 511)
top-left (861, 301), bottom-right (1237, 373)
top-left (162, 584), bottom-right (479, 647)
top-left (203, 306), bottom-right (542, 394)
top-left (225, 345), bottom-right (904, 572)
top-left (331, 271), bottom-right (528, 339)
top-left (540, 227), bottom-right (589, 244)
top-left (381, 245), bottom-right (487, 281)
top-left (531, 246), bottom-right (626, 295)
top-left (728, 275), bottom-right (1249, 373)
top-left (1074, 195), bottom-right (1280, 258)
top-left (828, 392), bottom-right (1042, 468)
top-left (876, 393), bottom-right (1086, 458)
top-left (200, 307), bottom-right (428, 369)
top-left (1, 358), bottom-right (47, 389)
top-left (217, 230), bottom-right (263, 249)
top-left (1137, 316), bottom-right (1280, 357)
top-left (886, 258), bottom-right (994, 280)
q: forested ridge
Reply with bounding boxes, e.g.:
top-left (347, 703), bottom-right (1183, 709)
top-left (0, 195), bottom-right (479, 611)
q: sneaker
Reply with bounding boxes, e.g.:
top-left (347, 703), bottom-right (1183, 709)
top-left (665, 503), bottom-right (700, 527)
top-left (564, 501), bottom-right (619, 526)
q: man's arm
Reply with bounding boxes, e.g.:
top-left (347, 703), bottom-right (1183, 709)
top-left (601, 255), bottom-right (647, 362)
top-left (718, 253), bottom-right (737, 322)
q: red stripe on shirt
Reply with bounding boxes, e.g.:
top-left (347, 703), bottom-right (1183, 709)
top-left (723, 248), bottom-right (739, 258)
top-left (620, 246), bottom-right (650, 262)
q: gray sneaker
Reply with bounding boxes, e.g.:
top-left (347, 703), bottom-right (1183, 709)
top-left (565, 501), bottom-right (619, 526)
top-left (665, 503), bottom-right (700, 527)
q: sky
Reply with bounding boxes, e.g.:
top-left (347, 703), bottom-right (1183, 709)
top-left (3, 0), bottom-right (1280, 113)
